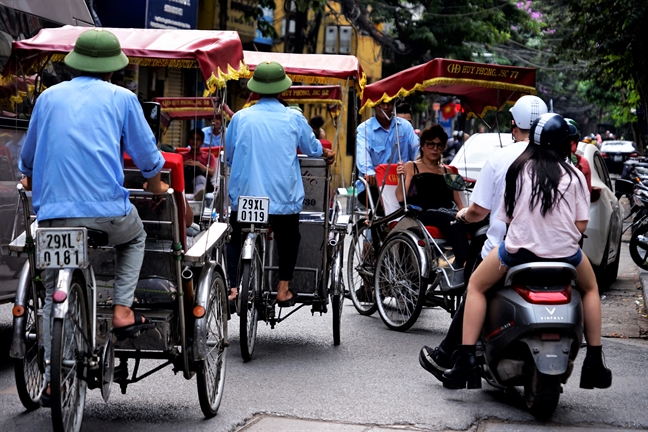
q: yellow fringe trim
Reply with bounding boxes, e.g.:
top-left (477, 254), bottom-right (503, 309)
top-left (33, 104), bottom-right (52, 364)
top-left (359, 77), bottom-right (536, 114)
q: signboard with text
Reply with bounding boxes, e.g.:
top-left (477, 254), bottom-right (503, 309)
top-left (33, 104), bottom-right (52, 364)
top-left (146, 0), bottom-right (198, 30)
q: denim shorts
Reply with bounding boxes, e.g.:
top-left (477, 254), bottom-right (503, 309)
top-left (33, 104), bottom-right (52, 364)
top-left (497, 242), bottom-right (583, 268)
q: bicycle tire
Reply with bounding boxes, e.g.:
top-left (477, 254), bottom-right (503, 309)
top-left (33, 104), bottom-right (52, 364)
top-left (374, 233), bottom-right (426, 331)
top-left (346, 222), bottom-right (377, 316)
top-left (50, 277), bottom-right (88, 432)
top-left (13, 270), bottom-right (43, 411)
top-left (196, 270), bottom-right (228, 418)
top-left (331, 248), bottom-right (344, 346)
top-left (239, 246), bottom-right (261, 362)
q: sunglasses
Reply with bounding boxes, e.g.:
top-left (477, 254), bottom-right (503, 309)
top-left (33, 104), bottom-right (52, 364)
top-left (423, 140), bottom-right (445, 149)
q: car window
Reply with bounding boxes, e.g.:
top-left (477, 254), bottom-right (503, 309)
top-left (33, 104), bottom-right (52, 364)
top-left (593, 152), bottom-right (613, 190)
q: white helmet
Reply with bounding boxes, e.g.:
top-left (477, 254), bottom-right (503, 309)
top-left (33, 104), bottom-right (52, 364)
top-left (509, 95), bottom-right (548, 130)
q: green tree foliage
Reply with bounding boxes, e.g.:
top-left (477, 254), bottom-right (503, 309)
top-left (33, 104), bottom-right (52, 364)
top-left (338, 0), bottom-right (533, 75)
top-left (560, 0), bottom-right (648, 150)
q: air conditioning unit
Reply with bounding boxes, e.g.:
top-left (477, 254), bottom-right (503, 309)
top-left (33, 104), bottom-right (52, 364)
top-left (339, 26), bottom-right (352, 54)
top-left (325, 26), bottom-right (338, 54)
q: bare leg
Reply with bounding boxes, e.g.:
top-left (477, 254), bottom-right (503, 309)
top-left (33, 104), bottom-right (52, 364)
top-left (462, 248), bottom-right (509, 345)
top-left (575, 256), bottom-right (602, 346)
top-left (228, 287), bottom-right (238, 301)
top-left (276, 280), bottom-right (293, 302)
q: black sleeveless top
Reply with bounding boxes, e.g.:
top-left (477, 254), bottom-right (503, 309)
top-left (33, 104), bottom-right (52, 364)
top-left (406, 163), bottom-right (455, 210)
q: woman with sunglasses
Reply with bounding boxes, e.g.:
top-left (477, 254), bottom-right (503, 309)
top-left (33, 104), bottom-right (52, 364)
top-left (395, 124), bottom-right (471, 269)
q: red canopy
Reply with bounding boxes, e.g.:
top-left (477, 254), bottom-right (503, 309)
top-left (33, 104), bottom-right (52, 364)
top-left (244, 85), bottom-right (342, 107)
top-left (6, 26), bottom-right (247, 91)
top-left (243, 51), bottom-right (365, 90)
top-left (360, 58), bottom-right (536, 117)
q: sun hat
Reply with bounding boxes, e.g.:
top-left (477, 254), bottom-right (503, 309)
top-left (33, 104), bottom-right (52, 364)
top-left (247, 61), bottom-right (292, 95)
top-left (64, 29), bottom-right (129, 73)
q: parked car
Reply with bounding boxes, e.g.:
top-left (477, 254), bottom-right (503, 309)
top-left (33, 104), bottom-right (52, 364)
top-left (450, 139), bottom-right (624, 288)
top-left (600, 140), bottom-right (637, 174)
top-left (0, 118), bottom-right (29, 304)
top-left (449, 132), bottom-right (513, 186)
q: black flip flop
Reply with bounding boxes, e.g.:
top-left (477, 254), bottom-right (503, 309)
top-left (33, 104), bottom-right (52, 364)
top-left (277, 288), bottom-right (298, 308)
top-left (40, 390), bottom-right (51, 408)
top-left (112, 311), bottom-right (155, 339)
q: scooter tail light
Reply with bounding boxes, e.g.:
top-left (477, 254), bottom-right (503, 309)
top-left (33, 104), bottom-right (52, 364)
top-left (513, 285), bottom-right (572, 305)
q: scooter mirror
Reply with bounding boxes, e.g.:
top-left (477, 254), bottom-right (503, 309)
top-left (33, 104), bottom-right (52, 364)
top-left (444, 173), bottom-right (467, 191)
top-left (614, 178), bottom-right (634, 198)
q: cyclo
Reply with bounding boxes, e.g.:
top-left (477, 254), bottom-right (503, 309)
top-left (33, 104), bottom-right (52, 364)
top-left (7, 26), bottom-right (245, 431)
top-left (229, 51), bottom-right (365, 361)
top-left (348, 58), bottom-right (537, 331)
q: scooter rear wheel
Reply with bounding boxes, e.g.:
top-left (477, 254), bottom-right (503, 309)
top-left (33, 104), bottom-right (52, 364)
top-left (524, 367), bottom-right (561, 419)
top-left (630, 223), bottom-right (648, 271)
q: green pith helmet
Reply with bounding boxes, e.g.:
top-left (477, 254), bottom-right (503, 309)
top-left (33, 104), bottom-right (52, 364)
top-left (247, 61), bottom-right (292, 95)
top-left (64, 29), bottom-right (129, 73)
top-left (564, 118), bottom-right (580, 139)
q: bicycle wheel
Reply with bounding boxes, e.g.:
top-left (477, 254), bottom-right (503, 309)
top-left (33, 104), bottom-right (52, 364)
top-left (50, 277), bottom-right (88, 432)
top-left (347, 222), bottom-right (377, 316)
top-left (239, 245), bottom-right (261, 362)
top-left (630, 223), bottom-right (648, 271)
top-left (13, 273), bottom-right (43, 410)
top-left (330, 248), bottom-right (344, 346)
top-left (374, 234), bottom-right (426, 331)
top-left (196, 270), bottom-right (228, 418)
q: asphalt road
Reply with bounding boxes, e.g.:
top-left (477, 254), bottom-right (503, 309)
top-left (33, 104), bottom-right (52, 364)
top-left (0, 244), bottom-right (647, 431)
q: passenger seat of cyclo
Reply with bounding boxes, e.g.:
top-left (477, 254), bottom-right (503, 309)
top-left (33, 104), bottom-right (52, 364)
top-left (297, 139), bottom-right (332, 154)
top-left (123, 151), bottom-right (192, 250)
top-left (374, 162), bottom-right (461, 239)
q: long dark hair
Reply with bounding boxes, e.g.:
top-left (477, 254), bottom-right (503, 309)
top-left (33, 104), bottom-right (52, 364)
top-left (504, 144), bottom-right (583, 218)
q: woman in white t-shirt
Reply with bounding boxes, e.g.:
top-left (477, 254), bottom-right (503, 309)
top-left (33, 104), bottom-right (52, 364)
top-left (445, 113), bottom-right (611, 391)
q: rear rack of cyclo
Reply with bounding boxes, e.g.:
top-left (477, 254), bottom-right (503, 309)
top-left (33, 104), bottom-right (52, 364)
top-left (8, 165), bottom-right (228, 355)
top-left (352, 176), bottom-right (488, 292)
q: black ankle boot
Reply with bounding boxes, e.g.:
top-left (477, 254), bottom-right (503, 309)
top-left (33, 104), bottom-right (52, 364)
top-left (580, 345), bottom-right (612, 389)
top-left (442, 345), bottom-right (481, 390)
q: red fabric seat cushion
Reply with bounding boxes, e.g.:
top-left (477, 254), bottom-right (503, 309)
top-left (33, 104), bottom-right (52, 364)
top-left (124, 152), bottom-right (185, 192)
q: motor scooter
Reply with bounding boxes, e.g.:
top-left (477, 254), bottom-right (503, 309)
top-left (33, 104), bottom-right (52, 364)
top-left (467, 261), bottom-right (584, 419)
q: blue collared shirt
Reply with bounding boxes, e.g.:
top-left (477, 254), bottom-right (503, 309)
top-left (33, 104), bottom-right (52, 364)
top-left (19, 76), bottom-right (164, 221)
top-left (201, 125), bottom-right (222, 148)
top-left (355, 116), bottom-right (419, 192)
top-left (226, 98), bottom-right (323, 214)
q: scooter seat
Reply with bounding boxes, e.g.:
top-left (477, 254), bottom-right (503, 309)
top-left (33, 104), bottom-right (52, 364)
top-left (505, 262), bottom-right (577, 288)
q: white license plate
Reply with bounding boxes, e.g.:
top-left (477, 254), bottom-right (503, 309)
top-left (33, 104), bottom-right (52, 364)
top-left (613, 155), bottom-right (623, 162)
top-left (237, 197), bottom-right (270, 224)
top-left (35, 228), bottom-right (88, 269)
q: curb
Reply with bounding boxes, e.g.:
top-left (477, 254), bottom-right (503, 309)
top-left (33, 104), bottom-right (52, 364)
top-left (639, 268), bottom-right (648, 312)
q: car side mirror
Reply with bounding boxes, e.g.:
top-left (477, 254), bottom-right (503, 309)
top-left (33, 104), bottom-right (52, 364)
top-left (444, 173), bottom-right (466, 191)
top-left (614, 178), bottom-right (634, 198)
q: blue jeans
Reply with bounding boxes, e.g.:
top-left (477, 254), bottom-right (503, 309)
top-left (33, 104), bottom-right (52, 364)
top-left (497, 242), bottom-right (583, 268)
top-left (42, 205), bottom-right (146, 381)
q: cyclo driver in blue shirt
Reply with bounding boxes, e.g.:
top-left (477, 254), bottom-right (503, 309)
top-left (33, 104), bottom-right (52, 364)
top-left (19, 29), bottom-right (169, 406)
top-left (355, 99), bottom-right (419, 214)
top-left (225, 61), bottom-right (335, 307)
